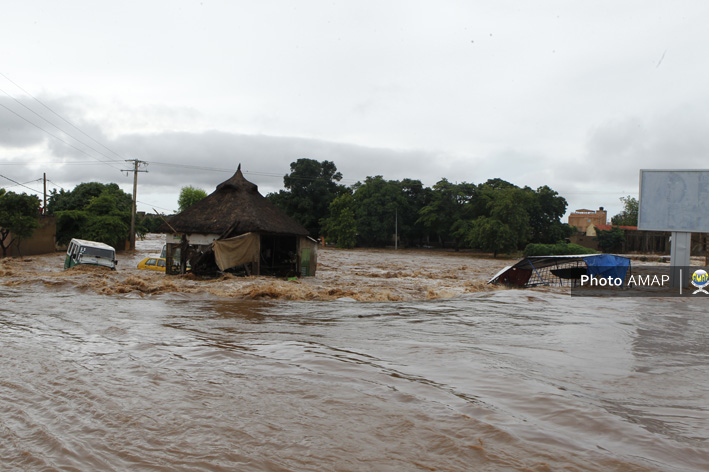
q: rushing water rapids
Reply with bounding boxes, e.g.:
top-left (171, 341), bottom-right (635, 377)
top-left (0, 236), bottom-right (707, 471)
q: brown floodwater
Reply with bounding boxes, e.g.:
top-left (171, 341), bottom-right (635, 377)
top-left (0, 235), bottom-right (707, 471)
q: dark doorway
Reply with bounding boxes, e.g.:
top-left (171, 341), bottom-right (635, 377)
top-left (260, 235), bottom-right (298, 277)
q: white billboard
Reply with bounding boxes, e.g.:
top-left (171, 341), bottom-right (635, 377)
top-left (638, 169), bottom-right (709, 232)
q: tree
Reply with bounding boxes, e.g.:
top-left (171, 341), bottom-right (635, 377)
top-left (458, 186), bottom-right (531, 256)
top-left (526, 185), bottom-right (574, 244)
top-left (596, 226), bottom-right (625, 253)
top-left (48, 182), bottom-right (128, 214)
top-left (417, 179), bottom-right (476, 248)
top-left (136, 213), bottom-right (165, 236)
top-left (611, 196), bottom-right (638, 226)
top-left (0, 192), bottom-right (41, 257)
top-left (320, 193), bottom-right (357, 248)
top-left (178, 186), bottom-right (208, 212)
top-left (267, 158), bottom-right (346, 236)
top-left (397, 178), bottom-right (431, 247)
top-left (476, 188), bottom-right (530, 256)
top-left (466, 216), bottom-right (517, 257)
top-left (50, 183), bottom-right (133, 249)
top-left (352, 176), bottom-right (409, 247)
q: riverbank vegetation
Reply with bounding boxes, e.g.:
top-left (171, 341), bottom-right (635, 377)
top-left (267, 158), bottom-right (575, 256)
top-left (1, 159), bottom-right (619, 258)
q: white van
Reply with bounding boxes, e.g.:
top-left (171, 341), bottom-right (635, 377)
top-left (64, 238), bottom-right (118, 270)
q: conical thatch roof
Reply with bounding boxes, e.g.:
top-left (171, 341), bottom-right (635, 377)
top-left (163, 165), bottom-right (309, 237)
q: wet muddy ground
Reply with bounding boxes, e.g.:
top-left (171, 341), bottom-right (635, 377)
top-left (0, 234), bottom-right (515, 301)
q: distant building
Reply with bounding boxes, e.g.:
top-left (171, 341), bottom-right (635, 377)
top-left (568, 207), bottom-right (607, 233)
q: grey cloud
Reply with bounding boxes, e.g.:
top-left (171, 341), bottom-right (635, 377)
top-left (0, 97), bottom-right (48, 148)
top-left (553, 103), bottom-right (709, 190)
top-left (7, 116), bottom-right (447, 201)
top-left (110, 130), bottom-right (444, 192)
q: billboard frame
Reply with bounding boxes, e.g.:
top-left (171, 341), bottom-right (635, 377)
top-left (638, 169), bottom-right (709, 233)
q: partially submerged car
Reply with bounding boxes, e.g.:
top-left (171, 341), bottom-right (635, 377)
top-left (64, 238), bottom-right (118, 271)
top-left (137, 257), bottom-right (167, 272)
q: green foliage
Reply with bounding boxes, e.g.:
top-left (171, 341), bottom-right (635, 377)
top-left (266, 158), bottom-right (345, 236)
top-left (178, 186), bottom-right (208, 212)
top-left (611, 196), bottom-right (638, 226)
top-left (352, 176), bottom-right (407, 246)
top-left (397, 178), bottom-right (431, 246)
top-left (465, 216), bottom-right (518, 257)
top-left (457, 186), bottom-right (530, 256)
top-left (416, 179), bottom-right (476, 247)
top-left (0, 191), bottom-right (41, 257)
top-left (264, 161), bottom-right (571, 252)
top-left (524, 243), bottom-right (597, 257)
top-left (450, 180), bottom-right (571, 255)
top-left (526, 185), bottom-right (573, 243)
top-left (489, 188), bottom-right (530, 240)
top-left (320, 193), bottom-right (357, 248)
top-left (51, 182), bottom-right (132, 249)
top-left (48, 182), bottom-right (131, 214)
top-left (82, 215), bottom-right (130, 249)
top-left (54, 210), bottom-right (88, 245)
top-left (136, 213), bottom-right (165, 237)
top-left (596, 227), bottom-right (625, 253)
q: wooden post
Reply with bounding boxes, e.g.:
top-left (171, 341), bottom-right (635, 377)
top-left (121, 159), bottom-right (148, 250)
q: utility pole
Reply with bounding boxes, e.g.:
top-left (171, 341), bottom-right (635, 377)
top-left (43, 173), bottom-right (47, 214)
top-left (121, 159), bottom-right (148, 250)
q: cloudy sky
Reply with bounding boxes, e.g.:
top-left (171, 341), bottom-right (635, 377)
top-left (1, 1), bottom-right (708, 220)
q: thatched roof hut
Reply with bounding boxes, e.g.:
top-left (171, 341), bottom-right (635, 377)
top-left (165, 165), bottom-right (309, 237)
top-left (162, 165), bottom-right (316, 277)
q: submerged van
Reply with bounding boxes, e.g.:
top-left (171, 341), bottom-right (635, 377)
top-left (64, 238), bottom-right (118, 270)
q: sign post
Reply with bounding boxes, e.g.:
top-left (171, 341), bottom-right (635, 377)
top-left (670, 232), bottom-right (691, 289)
top-left (639, 169), bottom-right (709, 289)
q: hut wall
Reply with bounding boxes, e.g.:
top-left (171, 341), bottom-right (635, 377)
top-left (185, 233), bottom-right (221, 245)
top-left (299, 237), bottom-right (318, 276)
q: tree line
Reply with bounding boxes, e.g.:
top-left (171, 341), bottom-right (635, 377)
top-left (0, 160), bottom-right (638, 258)
top-left (0, 180), bottom-right (222, 256)
top-left (267, 158), bottom-right (575, 256)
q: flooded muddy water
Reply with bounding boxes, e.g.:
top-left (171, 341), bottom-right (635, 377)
top-left (0, 236), bottom-right (707, 471)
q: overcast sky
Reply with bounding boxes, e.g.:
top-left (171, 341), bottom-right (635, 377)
top-left (1, 1), bottom-right (708, 220)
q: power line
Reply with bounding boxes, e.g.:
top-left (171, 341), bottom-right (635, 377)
top-left (0, 173), bottom-right (44, 194)
top-left (46, 179), bottom-right (65, 191)
top-left (137, 200), bottom-right (175, 213)
top-left (146, 161), bottom-right (234, 173)
top-left (0, 85), bottom-right (126, 167)
top-left (0, 102), bottom-right (124, 172)
top-left (0, 160), bottom-right (121, 166)
top-left (0, 72), bottom-right (127, 162)
top-left (2, 172), bottom-right (172, 214)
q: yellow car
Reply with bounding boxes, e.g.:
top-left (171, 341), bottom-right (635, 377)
top-left (137, 257), bottom-right (166, 272)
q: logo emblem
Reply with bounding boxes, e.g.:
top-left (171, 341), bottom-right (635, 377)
top-left (691, 269), bottom-right (709, 295)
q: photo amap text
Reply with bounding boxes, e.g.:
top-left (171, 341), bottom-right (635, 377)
top-left (580, 274), bottom-right (669, 287)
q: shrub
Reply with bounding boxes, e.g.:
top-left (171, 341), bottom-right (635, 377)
top-left (523, 243), bottom-right (597, 257)
top-left (595, 227), bottom-right (625, 253)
